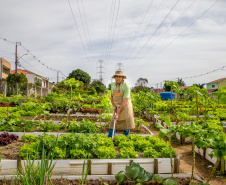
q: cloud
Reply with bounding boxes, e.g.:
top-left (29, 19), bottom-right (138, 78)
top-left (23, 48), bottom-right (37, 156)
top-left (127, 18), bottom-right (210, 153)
top-left (0, 0), bottom-right (225, 87)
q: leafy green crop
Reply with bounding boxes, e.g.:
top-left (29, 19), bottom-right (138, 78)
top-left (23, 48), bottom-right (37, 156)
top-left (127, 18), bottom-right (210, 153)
top-left (69, 119), bottom-right (100, 133)
top-left (95, 146), bottom-right (116, 159)
top-left (160, 147), bottom-right (177, 158)
top-left (125, 162), bottom-right (153, 184)
top-left (142, 147), bottom-right (159, 158)
top-left (21, 134), bottom-right (36, 142)
top-left (163, 178), bottom-right (179, 185)
top-left (118, 147), bottom-right (138, 159)
top-left (115, 171), bottom-right (128, 184)
top-left (70, 149), bottom-right (93, 159)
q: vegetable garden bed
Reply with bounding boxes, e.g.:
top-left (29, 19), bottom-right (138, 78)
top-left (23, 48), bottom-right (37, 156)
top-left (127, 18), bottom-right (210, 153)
top-left (0, 157), bottom-right (180, 175)
top-left (195, 146), bottom-right (226, 172)
top-left (0, 174), bottom-right (203, 184)
top-left (0, 133), bottom-right (180, 176)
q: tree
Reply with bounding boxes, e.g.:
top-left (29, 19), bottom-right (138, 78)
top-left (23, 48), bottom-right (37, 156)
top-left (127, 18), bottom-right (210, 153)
top-left (193, 83), bottom-right (205, 89)
top-left (177, 78), bottom-right (186, 87)
top-left (90, 80), bottom-right (106, 94)
top-left (132, 78), bottom-right (149, 93)
top-left (163, 82), bottom-right (171, 92)
top-left (6, 73), bottom-right (27, 95)
top-left (135, 78), bottom-right (148, 87)
top-left (131, 86), bottom-right (150, 93)
top-left (57, 79), bottom-right (84, 93)
top-left (68, 69), bottom-right (91, 86)
top-left (108, 83), bottom-right (112, 90)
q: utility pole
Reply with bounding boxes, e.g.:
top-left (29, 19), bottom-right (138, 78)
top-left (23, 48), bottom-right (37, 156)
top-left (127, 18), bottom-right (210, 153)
top-left (15, 42), bottom-right (21, 95)
top-left (116, 63), bottom-right (124, 71)
top-left (57, 70), bottom-right (60, 84)
top-left (97, 60), bottom-right (104, 83)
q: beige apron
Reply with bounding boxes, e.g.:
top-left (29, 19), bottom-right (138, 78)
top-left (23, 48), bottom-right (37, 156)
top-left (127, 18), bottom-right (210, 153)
top-left (109, 85), bottom-right (135, 130)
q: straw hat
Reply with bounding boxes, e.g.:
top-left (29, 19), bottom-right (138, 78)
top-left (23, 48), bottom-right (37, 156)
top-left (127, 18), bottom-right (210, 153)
top-left (112, 71), bottom-right (127, 79)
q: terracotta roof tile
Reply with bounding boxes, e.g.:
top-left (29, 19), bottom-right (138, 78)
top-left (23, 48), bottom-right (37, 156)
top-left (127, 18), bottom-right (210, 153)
top-left (11, 69), bottom-right (33, 74)
top-left (207, 78), bottom-right (226, 84)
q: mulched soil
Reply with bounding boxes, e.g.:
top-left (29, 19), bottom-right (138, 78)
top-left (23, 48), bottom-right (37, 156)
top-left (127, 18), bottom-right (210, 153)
top-left (0, 178), bottom-right (200, 185)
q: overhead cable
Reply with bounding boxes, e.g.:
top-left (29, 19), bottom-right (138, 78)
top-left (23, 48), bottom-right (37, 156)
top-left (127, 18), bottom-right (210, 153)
top-left (125, 0), bottom-right (181, 71)
top-left (128, 0), bottom-right (220, 75)
top-left (67, 0), bottom-right (96, 76)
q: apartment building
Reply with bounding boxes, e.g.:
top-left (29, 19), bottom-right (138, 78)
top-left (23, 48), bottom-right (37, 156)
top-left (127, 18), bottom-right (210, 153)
top-left (0, 58), bottom-right (11, 96)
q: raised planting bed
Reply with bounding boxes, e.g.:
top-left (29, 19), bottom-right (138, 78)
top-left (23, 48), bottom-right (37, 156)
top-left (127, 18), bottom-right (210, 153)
top-left (0, 132), bottom-right (152, 139)
top-left (0, 157), bottom-right (180, 175)
top-left (155, 118), bottom-right (192, 144)
top-left (195, 146), bottom-right (226, 173)
top-left (0, 114), bottom-right (154, 135)
top-left (0, 133), bottom-right (180, 175)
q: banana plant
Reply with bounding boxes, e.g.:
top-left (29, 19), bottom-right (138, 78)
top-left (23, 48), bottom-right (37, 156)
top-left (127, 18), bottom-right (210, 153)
top-left (155, 115), bottom-right (178, 178)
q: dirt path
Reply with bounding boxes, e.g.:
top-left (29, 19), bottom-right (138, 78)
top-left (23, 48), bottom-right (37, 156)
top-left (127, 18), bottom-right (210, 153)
top-left (148, 122), bottom-right (226, 185)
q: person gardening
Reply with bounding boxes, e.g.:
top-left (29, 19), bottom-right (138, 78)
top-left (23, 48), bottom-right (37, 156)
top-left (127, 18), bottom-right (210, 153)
top-left (108, 70), bottom-right (135, 137)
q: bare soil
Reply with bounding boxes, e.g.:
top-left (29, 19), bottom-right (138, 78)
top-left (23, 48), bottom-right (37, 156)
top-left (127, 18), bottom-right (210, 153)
top-left (0, 178), bottom-right (199, 185)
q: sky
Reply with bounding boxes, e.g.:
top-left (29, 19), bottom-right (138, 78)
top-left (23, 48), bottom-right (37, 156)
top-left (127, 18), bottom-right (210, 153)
top-left (0, 0), bottom-right (226, 88)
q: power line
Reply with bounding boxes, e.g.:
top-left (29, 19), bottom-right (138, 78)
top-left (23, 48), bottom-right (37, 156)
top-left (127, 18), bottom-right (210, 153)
top-left (80, 0), bottom-right (95, 59)
top-left (122, 0), bottom-right (167, 68)
top-left (125, 0), bottom-right (181, 71)
top-left (20, 44), bottom-right (57, 72)
top-left (128, 0), bottom-right (220, 75)
top-left (0, 36), bottom-right (16, 44)
top-left (183, 66), bottom-right (226, 79)
top-left (105, 0), bottom-right (121, 73)
top-left (67, 0), bottom-right (96, 76)
top-left (75, 0), bottom-right (94, 60)
top-left (125, 0), bottom-right (196, 72)
top-left (117, 0), bottom-right (155, 62)
top-left (18, 57), bottom-right (55, 78)
top-left (151, 65), bottom-right (226, 88)
top-left (0, 35), bottom-right (61, 73)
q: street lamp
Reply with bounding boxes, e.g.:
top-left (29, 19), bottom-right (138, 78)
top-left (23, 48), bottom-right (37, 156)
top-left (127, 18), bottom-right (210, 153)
top-left (15, 53), bottom-right (28, 95)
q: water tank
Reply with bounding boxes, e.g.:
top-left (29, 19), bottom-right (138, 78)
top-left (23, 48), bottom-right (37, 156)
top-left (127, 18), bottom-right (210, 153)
top-left (160, 92), bottom-right (174, 100)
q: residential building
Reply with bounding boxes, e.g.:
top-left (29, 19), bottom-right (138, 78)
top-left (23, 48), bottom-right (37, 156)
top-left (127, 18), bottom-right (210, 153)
top-left (11, 69), bottom-right (50, 97)
top-left (206, 78), bottom-right (226, 92)
top-left (150, 88), bottom-right (164, 94)
top-left (206, 78), bottom-right (226, 97)
top-left (0, 58), bottom-right (11, 96)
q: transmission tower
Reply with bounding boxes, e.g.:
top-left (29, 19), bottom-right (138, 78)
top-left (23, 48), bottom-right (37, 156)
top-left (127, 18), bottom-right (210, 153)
top-left (97, 60), bottom-right (104, 83)
top-left (116, 63), bottom-right (124, 71)
top-left (57, 70), bottom-right (60, 83)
